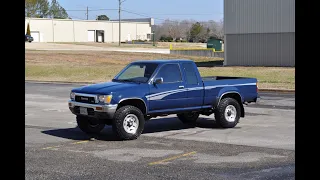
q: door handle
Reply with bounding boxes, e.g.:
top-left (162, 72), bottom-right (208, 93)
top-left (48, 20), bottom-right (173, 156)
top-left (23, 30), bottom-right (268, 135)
top-left (178, 86), bottom-right (184, 89)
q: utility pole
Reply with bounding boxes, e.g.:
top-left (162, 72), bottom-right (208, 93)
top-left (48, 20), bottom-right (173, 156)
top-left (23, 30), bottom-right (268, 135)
top-left (118, 0), bottom-right (121, 46)
top-left (86, 6), bottom-right (89, 20)
top-left (118, 0), bottom-right (127, 46)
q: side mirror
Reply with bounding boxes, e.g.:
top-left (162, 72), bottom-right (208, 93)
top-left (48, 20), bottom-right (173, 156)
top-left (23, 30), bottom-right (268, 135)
top-left (153, 77), bottom-right (163, 84)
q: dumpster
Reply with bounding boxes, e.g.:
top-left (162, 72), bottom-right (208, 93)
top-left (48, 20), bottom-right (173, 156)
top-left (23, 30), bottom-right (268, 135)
top-left (207, 38), bottom-right (223, 51)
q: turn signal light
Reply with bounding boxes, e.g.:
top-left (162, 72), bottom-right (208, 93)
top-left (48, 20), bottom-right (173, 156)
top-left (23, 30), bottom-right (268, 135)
top-left (96, 107), bottom-right (103, 111)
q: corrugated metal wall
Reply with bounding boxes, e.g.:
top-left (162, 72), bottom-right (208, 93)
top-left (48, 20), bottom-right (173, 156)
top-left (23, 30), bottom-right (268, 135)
top-left (225, 33), bottom-right (295, 67)
top-left (224, 0), bottom-right (295, 67)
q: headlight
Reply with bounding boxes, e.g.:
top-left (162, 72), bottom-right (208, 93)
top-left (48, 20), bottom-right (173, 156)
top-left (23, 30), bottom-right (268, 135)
top-left (70, 92), bottom-right (75, 100)
top-left (98, 95), bottom-right (112, 104)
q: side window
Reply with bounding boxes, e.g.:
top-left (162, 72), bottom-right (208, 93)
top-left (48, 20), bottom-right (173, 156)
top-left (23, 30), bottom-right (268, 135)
top-left (156, 64), bottom-right (182, 83)
top-left (182, 63), bottom-right (198, 85)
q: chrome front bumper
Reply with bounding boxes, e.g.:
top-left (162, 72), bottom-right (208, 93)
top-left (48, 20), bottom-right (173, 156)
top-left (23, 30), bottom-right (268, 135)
top-left (68, 100), bottom-right (118, 119)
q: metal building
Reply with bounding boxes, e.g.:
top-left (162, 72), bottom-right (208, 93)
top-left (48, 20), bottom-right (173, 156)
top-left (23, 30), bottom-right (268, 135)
top-left (224, 0), bottom-right (295, 67)
top-left (25, 18), bottom-right (154, 43)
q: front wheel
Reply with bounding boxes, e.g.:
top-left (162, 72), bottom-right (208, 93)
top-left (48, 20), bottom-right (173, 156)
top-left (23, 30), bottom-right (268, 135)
top-left (112, 105), bottom-right (145, 140)
top-left (76, 116), bottom-right (105, 134)
top-left (214, 97), bottom-right (241, 128)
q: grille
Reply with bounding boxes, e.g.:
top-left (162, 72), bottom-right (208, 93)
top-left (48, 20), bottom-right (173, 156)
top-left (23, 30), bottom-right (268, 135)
top-left (75, 95), bottom-right (96, 104)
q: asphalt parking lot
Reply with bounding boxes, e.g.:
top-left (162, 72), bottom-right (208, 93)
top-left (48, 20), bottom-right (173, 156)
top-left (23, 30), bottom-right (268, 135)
top-left (25, 82), bottom-right (295, 180)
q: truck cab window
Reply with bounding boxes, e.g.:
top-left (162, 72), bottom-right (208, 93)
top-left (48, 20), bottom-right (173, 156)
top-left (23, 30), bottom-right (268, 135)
top-left (182, 63), bottom-right (198, 84)
top-left (156, 64), bottom-right (182, 83)
top-left (115, 63), bottom-right (158, 83)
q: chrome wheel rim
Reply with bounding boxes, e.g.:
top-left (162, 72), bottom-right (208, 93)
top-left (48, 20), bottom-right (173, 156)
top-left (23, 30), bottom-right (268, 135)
top-left (123, 114), bottom-right (139, 134)
top-left (224, 105), bottom-right (237, 122)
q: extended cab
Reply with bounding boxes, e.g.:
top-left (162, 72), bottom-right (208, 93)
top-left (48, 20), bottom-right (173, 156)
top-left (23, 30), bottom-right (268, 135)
top-left (68, 60), bottom-right (259, 140)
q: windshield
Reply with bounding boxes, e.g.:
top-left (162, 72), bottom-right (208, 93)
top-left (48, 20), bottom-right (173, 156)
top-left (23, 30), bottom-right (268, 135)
top-left (113, 63), bottom-right (158, 83)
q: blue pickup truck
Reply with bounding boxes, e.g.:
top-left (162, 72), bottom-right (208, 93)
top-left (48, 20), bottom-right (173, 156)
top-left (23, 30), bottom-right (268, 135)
top-left (68, 60), bottom-right (259, 140)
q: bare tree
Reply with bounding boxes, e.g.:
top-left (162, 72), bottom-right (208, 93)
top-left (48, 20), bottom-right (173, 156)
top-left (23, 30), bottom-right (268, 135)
top-left (216, 19), bottom-right (224, 39)
top-left (180, 19), bottom-right (196, 41)
top-left (153, 18), bottom-right (224, 41)
top-left (168, 20), bottom-right (182, 40)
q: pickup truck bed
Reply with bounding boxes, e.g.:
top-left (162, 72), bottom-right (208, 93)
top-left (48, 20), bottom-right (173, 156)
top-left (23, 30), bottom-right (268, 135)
top-left (202, 76), bottom-right (258, 104)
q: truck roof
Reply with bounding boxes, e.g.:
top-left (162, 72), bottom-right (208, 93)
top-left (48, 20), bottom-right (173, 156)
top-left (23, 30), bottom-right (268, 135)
top-left (132, 59), bottom-right (194, 64)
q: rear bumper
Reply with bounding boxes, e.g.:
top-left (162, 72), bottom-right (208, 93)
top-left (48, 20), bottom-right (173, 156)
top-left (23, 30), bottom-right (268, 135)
top-left (68, 100), bottom-right (118, 119)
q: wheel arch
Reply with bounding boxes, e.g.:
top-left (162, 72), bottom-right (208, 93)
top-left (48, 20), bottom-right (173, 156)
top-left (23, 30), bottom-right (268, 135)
top-left (217, 91), bottom-right (244, 117)
top-left (117, 98), bottom-right (147, 115)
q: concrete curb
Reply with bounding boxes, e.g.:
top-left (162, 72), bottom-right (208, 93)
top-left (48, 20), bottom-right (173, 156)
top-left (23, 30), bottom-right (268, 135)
top-left (257, 89), bottom-right (295, 93)
top-left (25, 80), bottom-right (295, 93)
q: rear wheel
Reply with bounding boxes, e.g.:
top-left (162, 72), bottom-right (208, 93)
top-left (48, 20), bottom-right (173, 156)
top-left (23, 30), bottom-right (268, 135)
top-left (76, 116), bottom-right (105, 134)
top-left (214, 97), bottom-right (240, 128)
top-left (177, 112), bottom-right (199, 125)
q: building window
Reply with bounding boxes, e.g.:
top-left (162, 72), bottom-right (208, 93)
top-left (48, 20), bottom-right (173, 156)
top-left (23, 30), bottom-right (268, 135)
top-left (147, 33), bottom-right (151, 39)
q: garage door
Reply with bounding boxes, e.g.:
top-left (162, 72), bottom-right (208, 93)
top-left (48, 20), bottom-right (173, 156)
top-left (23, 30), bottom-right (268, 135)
top-left (31, 31), bottom-right (40, 42)
top-left (87, 30), bottom-right (95, 42)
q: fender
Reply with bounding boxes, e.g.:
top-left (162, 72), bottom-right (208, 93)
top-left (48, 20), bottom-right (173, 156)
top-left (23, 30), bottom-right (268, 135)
top-left (214, 89), bottom-right (245, 117)
top-left (118, 97), bottom-right (148, 114)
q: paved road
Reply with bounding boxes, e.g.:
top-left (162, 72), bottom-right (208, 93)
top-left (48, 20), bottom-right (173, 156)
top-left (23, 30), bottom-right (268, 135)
top-left (25, 82), bottom-right (295, 180)
top-left (25, 42), bottom-right (170, 54)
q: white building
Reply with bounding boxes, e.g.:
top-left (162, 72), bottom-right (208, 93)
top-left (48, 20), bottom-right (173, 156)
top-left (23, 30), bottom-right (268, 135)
top-left (25, 18), bottom-right (154, 43)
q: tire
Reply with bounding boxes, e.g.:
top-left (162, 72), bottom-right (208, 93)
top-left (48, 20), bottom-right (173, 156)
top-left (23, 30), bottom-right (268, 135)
top-left (214, 97), bottom-right (241, 128)
top-left (112, 105), bottom-right (145, 140)
top-left (76, 115), bottom-right (105, 134)
top-left (177, 112), bottom-right (199, 125)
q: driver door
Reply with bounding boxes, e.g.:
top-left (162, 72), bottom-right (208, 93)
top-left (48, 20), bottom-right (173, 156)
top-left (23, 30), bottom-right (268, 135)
top-left (148, 63), bottom-right (187, 112)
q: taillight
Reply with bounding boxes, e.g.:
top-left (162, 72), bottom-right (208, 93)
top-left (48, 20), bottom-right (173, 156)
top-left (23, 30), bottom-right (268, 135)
top-left (256, 82), bottom-right (259, 92)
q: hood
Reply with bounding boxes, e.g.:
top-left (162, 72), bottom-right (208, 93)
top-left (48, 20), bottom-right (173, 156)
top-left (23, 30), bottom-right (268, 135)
top-left (72, 81), bottom-right (141, 95)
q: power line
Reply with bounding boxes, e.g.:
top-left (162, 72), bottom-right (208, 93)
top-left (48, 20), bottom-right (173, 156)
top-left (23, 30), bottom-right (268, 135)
top-left (65, 8), bottom-right (118, 12)
top-left (121, 9), bottom-right (222, 25)
top-left (65, 8), bottom-right (221, 15)
top-left (121, 9), bottom-right (167, 21)
top-left (148, 13), bottom-right (223, 16)
top-left (67, 7), bottom-right (222, 25)
top-left (89, 9), bottom-right (118, 11)
top-left (122, 8), bottom-right (222, 16)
